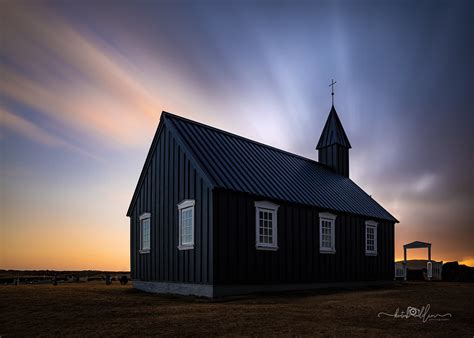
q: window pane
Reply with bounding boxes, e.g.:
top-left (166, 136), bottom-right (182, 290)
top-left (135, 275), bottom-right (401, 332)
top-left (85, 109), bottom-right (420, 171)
top-left (366, 225), bottom-right (376, 252)
top-left (257, 208), bottom-right (277, 246)
top-left (180, 207), bottom-right (194, 245)
top-left (141, 218), bottom-right (150, 250)
top-left (321, 219), bottom-right (333, 249)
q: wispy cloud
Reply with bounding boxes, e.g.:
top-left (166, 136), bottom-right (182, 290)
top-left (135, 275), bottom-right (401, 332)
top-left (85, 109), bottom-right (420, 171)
top-left (0, 108), bottom-right (65, 147)
top-left (0, 107), bottom-right (99, 159)
top-left (2, 4), bottom-right (163, 149)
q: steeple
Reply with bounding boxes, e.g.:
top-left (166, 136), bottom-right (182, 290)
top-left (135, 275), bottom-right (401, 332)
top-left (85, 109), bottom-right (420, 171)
top-left (316, 105), bottom-right (351, 177)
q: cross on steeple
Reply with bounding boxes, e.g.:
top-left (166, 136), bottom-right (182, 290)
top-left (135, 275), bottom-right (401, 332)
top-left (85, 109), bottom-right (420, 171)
top-left (329, 79), bottom-right (337, 106)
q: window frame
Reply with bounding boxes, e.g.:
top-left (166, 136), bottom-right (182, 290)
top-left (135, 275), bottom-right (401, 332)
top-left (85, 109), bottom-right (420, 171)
top-left (177, 199), bottom-right (195, 250)
top-left (139, 213), bottom-right (151, 254)
top-left (255, 201), bottom-right (279, 251)
top-left (365, 220), bottom-right (378, 256)
top-left (319, 212), bottom-right (336, 254)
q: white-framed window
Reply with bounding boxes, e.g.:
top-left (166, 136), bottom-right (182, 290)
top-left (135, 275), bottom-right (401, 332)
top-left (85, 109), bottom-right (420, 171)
top-left (365, 220), bottom-right (378, 255)
top-left (178, 199), bottom-right (195, 250)
top-left (255, 201), bottom-right (279, 250)
top-left (319, 212), bottom-right (336, 253)
top-left (139, 213), bottom-right (151, 253)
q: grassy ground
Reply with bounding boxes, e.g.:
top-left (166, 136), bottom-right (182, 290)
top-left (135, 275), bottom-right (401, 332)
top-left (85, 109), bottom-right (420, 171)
top-left (0, 281), bottom-right (473, 336)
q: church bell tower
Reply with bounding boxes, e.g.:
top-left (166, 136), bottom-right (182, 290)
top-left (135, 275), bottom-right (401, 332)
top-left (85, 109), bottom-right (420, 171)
top-left (316, 80), bottom-right (352, 177)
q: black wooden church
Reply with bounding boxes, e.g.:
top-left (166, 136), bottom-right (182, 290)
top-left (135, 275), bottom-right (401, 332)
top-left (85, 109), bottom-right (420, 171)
top-left (127, 103), bottom-right (398, 297)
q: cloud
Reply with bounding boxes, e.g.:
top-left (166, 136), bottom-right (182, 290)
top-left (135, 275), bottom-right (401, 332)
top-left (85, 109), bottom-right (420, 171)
top-left (0, 108), bottom-right (65, 147)
top-left (1, 3), bottom-right (163, 148)
top-left (0, 107), bottom-right (100, 159)
top-left (1, 1), bottom-right (472, 269)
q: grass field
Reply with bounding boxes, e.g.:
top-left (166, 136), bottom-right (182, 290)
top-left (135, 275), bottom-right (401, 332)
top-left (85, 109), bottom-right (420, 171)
top-left (1, 281), bottom-right (473, 336)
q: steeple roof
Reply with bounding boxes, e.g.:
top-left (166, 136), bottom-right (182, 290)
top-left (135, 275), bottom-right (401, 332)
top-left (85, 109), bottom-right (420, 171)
top-left (316, 105), bottom-right (352, 149)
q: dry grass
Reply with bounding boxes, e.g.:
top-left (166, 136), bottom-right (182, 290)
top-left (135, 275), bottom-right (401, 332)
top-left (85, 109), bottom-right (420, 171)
top-left (0, 281), bottom-right (473, 336)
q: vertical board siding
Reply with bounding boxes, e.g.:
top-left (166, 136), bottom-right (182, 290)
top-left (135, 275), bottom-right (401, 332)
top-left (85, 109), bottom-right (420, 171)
top-left (213, 189), bottom-right (395, 285)
top-left (318, 145), bottom-right (349, 177)
top-left (129, 125), bottom-right (213, 284)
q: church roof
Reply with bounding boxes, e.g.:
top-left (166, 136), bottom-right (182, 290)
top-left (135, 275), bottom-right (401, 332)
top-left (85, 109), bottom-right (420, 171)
top-left (316, 105), bottom-right (352, 149)
top-left (151, 112), bottom-right (396, 222)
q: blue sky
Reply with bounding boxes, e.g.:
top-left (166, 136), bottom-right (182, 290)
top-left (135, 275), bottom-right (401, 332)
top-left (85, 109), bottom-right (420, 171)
top-left (1, 0), bottom-right (473, 269)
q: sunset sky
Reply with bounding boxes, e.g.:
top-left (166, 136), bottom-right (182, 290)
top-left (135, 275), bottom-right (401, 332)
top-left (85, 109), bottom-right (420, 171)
top-left (1, 1), bottom-right (473, 270)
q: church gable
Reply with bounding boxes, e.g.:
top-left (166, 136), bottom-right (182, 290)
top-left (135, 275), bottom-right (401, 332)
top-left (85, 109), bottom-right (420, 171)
top-left (127, 116), bottom-right (214, 284)
top-left (126, 116), bottom-right (214, 217)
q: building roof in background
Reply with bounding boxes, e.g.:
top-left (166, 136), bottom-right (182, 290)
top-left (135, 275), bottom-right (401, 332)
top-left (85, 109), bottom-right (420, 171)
top-left (395, 260), bottom-right (443, 265)
top-left (163, 112), bottom-right (396, 222)
top-left (404, 241), bottom-right (432, 248)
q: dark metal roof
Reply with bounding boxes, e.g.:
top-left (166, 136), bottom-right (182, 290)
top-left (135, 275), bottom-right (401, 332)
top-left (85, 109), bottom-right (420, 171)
top-left (316, 105), bottom-right (352, 149)
top-left (164, 112), bottom-right (397, 222)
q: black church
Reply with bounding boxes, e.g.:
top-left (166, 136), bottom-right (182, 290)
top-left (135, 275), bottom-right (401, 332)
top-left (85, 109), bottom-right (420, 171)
top-left (126, 104), bottom-right (398, 297)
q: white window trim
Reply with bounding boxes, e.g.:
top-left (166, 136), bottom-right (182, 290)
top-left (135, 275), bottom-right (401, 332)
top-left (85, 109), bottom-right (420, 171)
top-left (255, 201), bottom-right (279, 251)
top-left (177, 199), bottom-right (195, 250)
top-left (139, 213), bottom-right (151, 254)
top-left (319, 212), bottom-right (336, 254)
top-left (365, 220), bottom-right (378, 256)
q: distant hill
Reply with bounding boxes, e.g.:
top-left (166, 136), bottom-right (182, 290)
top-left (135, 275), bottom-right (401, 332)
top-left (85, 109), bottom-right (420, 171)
top-left (442, 262), bottom-right (474, 282)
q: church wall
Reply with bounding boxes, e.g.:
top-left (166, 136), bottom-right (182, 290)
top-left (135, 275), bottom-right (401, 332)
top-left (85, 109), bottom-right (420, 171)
top-left (213, 189), bottom-right (395, 285)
